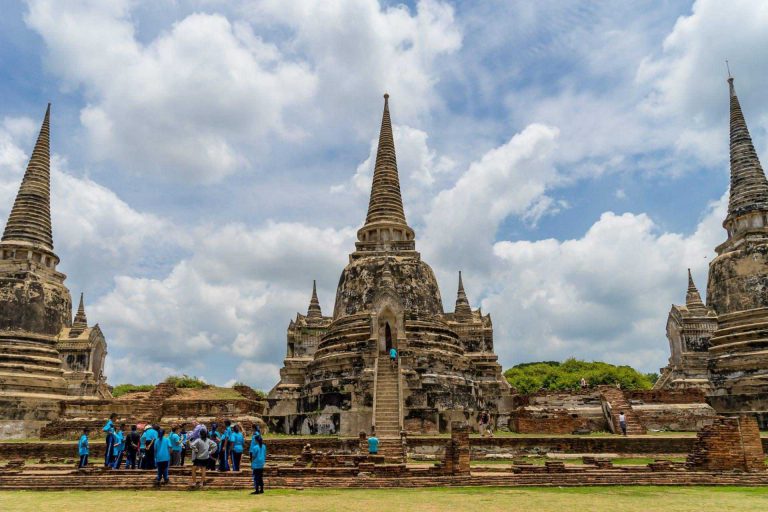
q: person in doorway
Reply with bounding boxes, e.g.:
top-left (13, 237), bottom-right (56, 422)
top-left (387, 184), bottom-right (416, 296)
top-left (231, 424), bottom-right (244, 471)
top-left (77, 427), bottom-right (89, 469)
top-left (249, 433), bottom-right (267, 495)
top-left (389, 346), bottom-right (397, 368)
top-left (154, 429), bottom-right (172, 486)
top-left (618, 411), bottom-right (627, 436)
top-left (102, 413), bottom-right (117, 467)
top-left (125, 425), bottom-right (140, 469)
top-left (367, 430), bottom-right (379, 455)
top-left (170, 426), bottom-right (182, 466)
top-left (190, 429), bottom-right (215, 489)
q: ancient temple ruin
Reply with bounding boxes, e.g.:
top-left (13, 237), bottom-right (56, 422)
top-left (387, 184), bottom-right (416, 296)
top-left (654, 270), bottom-right (717, 391)
top-left (267, 95), bottom-right (512, 436)
top-left (0, 105), bottom-right (110, 437)
top-left (656, 77), bottom-right (768, 424)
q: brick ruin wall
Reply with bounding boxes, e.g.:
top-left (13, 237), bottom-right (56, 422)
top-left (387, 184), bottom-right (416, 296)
top-left (687, 415), bottom-right (765, 472)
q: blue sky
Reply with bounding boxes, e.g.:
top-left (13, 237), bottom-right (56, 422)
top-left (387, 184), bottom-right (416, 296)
top-left (1, 0), bottom-right (767, 389)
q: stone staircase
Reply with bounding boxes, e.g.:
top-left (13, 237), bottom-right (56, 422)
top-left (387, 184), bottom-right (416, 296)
top-left (130, 382), bottom-right (177, 423)
top-left (599, 386), bottom-right (646, 435)
top-left (374, 359), bottom-right (404, 461)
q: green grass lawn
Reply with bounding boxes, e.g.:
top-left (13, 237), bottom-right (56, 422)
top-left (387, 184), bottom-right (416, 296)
top-left (1, 487), bottom-right (767, 512)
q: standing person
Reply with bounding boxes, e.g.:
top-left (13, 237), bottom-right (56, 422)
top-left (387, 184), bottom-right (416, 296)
top-left (367, 430), bottom-right (379, 455)
top-left (170, 426), bottom-right (182, 467)
top-left (125, 425), bottom-right (140, 470)
top-left (209, 423), bottom-right (220, 471)
top-left (77, 427), bottom-right (90, 469)
top-left (478, 411), bottom-right (487, 437)
top-left (580, 377), bottom-right (587, 389)
top-left (618, 411), bottom-right (627, 436)
top-left (230, 425), bottom-right (244, 472)
top-left (102, 413), bottom-right (117, 467)
top-left (179, 427), bottom-right (188, 466)
top-left (111, 424), bottom-right (126, 469)
top-left (249, 433), bottom-right (266, 495)
top-left (219, 420), bottom-right (232, 472)
top-left (154, 429), bottom-right (172, 486)
top-left (485, 412), bottom-right (494, 438)
top-left (141, 424), bottom-right (158, 470)
top-left (190, 429), bottom-right (215, 489)
top-left (389, 346), bottom-right (397, 368)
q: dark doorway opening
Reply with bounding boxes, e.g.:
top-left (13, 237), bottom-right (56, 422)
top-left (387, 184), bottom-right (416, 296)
top-left (385, 323), bottom-right (393, 352)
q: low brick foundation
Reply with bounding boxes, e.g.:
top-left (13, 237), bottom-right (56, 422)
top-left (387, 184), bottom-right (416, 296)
top-left (687, 415), bottom-right (765, 472)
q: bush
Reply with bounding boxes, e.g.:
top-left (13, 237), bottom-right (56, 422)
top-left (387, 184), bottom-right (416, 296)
top-left (230, 382), bottom-right (267, 399)
top-left (504, 358), bottom-right (654, 394)
top-left (164, 374), bottom-right (208, 389)
top-left (112, 383), bottom-right (155, 398)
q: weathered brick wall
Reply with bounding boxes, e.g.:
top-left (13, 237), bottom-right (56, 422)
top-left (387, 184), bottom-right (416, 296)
top-left (627, 389), bottom-right (707, 404)
top-left (687, 415), bottom-right (765, 472)
top-left (510, 409), bottom-right (595, 434)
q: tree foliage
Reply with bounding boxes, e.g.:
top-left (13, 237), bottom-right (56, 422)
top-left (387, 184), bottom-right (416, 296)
top-left (164, 374), bottom-right (208, 388)
top-left (504, 358), bottom-right (655, 394)
top-left (111, 383), bottom-right (155, 397)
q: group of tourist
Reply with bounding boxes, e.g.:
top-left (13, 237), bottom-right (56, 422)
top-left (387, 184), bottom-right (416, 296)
top-left (76, 414), bottom-right (267, 494)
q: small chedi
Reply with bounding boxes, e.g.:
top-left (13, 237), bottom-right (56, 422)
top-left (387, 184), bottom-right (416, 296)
top-left (267, 95), bottom-right (512, 436)
top-left (0, 105), bottom-right (110, 438)
top-left (657, 77), bottom-right (768, 425)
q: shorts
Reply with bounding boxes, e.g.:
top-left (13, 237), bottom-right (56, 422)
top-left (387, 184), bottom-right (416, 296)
top-left (192, 458), bottom-right (209, 467)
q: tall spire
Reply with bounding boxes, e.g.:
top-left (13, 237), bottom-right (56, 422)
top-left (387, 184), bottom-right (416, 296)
top-left (2, 104), bottom-right (54, 250)
top-left (307, 280), bottom-right (322, 320)
top-left (726, 77), bottom-right (768, 219)
top-left (454, 271), bottom-right (472, 321)
top-left (685, 269), bottom-right (708, 314)
top-left (364, 94), bottom-right (407, 226)
top-left (70, 292), bottom-right (88, 337)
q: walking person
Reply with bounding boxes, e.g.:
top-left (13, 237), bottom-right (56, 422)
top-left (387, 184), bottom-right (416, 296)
top-left (154, 429), bottom-right (172, 486)
top-left (77, 427), bottom-right (89, 469)
top-left (618, 411), bottom-right (628, 436)
top-left (230, 425), bottom-right (244, 471)
top-left (389, 346), bottom-right (397, 368)
top-left (125, 425), bottom-right (140, 469)
top-left (190, 429), bottom-right (215, 489)
top-left (249, 433), bottom-right (267, 495)
top-left (170, 426), bottom-right (182, 467)
top-left (111, 424), bottom-right (126, 469)
top-left (102, 413), bottom-right (117, 467)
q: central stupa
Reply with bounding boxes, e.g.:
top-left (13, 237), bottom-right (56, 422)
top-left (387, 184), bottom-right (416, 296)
top-left (267, 95), bottom-right (511, 436)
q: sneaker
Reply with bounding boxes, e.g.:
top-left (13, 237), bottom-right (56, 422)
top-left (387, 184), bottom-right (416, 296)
top-left (250, 491), bottom-right (258, 495)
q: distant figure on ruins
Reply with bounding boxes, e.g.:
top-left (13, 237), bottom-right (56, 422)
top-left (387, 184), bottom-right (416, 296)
top-left (102, 413), bottom-right (117, 467)
top-left (249, 433), bottom-right (267, 495)
top-left (77, 427), bottom-right (89, 469)
top-left (618, 412), bottom-right (627, 436)
top-left (368, 431), bottom-right (379, 455)
top-left (154, 429), bottom-right (172, 486)
top-left (389, 346), bottom-right (398, 368)
top-left (580, 377), bottom-right (587, 389)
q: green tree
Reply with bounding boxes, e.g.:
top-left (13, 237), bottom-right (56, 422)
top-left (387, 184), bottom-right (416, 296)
top-left (504, 358), bottom-right (654, 393)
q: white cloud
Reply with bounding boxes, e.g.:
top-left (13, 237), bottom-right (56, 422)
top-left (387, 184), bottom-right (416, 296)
top-left (25, 1), bottom-right (317, 182)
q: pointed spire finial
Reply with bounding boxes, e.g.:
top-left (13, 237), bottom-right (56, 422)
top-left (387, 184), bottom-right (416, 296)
top-left (685, 269), bottom-right (707, 314)
top-left (726, 59), bottom-right (732, 79)
top-left (2, 104), bottom-right (54, 250)
top-left (307, 280), bottom-right (323, 320)
top-left (454, 271), bottom-right (472, 321)
top-left (725, 75), bottom-right (768, 220)
top-left (70, 292), bottom-right (88, 337)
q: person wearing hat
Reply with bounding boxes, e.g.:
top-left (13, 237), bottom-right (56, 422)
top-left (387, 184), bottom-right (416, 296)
top-left (140, 424), bottom-right (158, 470)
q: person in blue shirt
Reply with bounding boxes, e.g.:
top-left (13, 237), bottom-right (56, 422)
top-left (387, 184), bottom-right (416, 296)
top-left (219, 420), bottom-right (232, 472)
top-left (230, 424), bottom-right (244, 471)
top-left (209, 423), bottom-right (221, 471)
top-left (179, 428), bottom-right (188, 466)
top-left (77, 427), bottom-right (90, 469)
top-left (102, 413), bottom-right (117, 467)
top-left (368, 431), bottom-right (379, 455)
top-left (249, 433), bottom-right (267, 494)
top-left (153, 429), bottom-right (172, 485)
top-left (140, 425), bottom-right (159, 470)
top-left (389, 347), bottom-right (397, 368)
top-left (111, 424), bottom-right (126, 469)
top-left (169, 426), bottom-right (182, 466)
